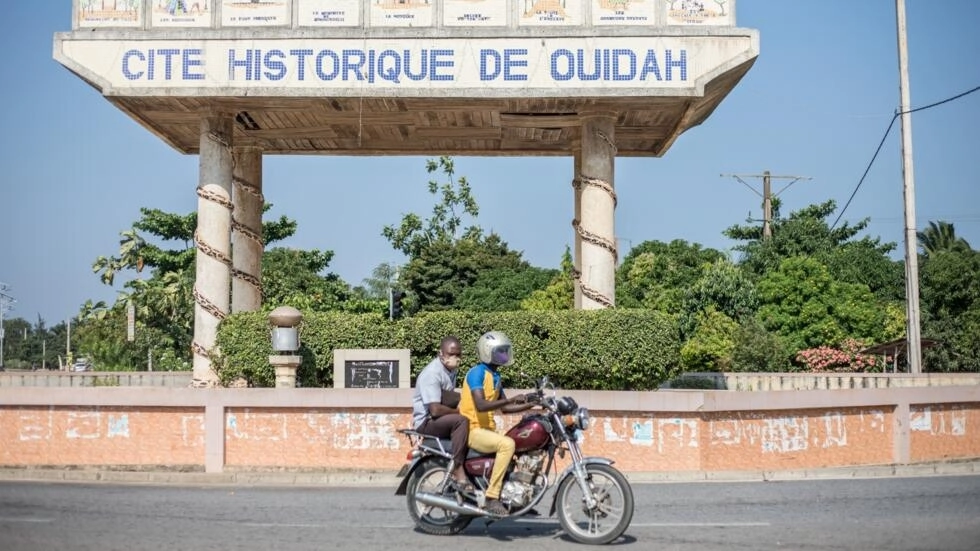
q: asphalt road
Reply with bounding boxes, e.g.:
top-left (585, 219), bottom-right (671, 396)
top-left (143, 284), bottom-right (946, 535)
top-left (1, 475), bottom-right (979, 551)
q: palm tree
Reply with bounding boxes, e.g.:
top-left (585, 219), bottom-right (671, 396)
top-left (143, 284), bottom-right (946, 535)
top-left (917, 220), bottom-right (972, 257)
top-left (92, 228), bottom-right (146, 285)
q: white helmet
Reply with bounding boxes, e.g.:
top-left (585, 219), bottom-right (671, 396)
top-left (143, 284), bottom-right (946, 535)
top-left (476, 331), bottom-right (514, 366)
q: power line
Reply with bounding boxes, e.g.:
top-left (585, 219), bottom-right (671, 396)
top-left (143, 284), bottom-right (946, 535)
top-left (831, 84), bottom-right (980, 230)
top-left (721, 171), bottom-right (812, 239)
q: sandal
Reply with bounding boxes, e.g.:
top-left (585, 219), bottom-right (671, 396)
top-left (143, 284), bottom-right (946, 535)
top-left (484, 498), bottom-right (509, 517)
top-left (452, 478), bottom-right (476, 494)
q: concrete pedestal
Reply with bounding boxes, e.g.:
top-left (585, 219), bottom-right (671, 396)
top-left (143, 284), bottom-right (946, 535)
top-left (270, 355), bottom-right (302, 388)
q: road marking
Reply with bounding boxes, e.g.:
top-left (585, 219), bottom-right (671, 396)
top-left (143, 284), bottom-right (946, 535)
top-left (633, 522), bottom-right (771, 527)
top-left (241, 522), bottom-right (330, 528)
top-left (0, 517), bottom-right (54, 523)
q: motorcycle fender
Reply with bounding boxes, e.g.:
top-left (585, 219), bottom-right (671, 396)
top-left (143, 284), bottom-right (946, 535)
top-left (394, 457), bottom-right (429, 496)
top-left (548, 457), bottom-right (615, 516)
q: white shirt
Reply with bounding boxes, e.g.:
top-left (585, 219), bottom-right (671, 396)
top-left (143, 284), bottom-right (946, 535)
top-left (411, 357), bottom-right (458, 429)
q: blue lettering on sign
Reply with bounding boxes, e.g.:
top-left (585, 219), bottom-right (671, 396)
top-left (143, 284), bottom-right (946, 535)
top-left (550, 49), bottom-right (686, 82)
top-left (479, 49), bottom-right (528, 81)
top-left (119, 47), bottom-right (687, 84)
top-left (226, 48), bottom-right (455, 82)
top-left (123, 49), bottom-right (204, 81)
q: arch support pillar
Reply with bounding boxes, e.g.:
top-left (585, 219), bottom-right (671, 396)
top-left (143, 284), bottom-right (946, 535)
top-left (232, 147), bottom-right (264, 313)
top-left (573, 113), bottom-right (618, 309)
top-left (192, 113), bottom-right (234, 385)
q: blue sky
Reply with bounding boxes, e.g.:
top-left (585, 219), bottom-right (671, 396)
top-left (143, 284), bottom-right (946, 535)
top-left (1, 1), bottom-right (978, 326)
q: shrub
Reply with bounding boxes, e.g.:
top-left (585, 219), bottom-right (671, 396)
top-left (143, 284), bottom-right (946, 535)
top-left (214, 308), bottom-right (681, 389)
top-left (795, 338), bottom-right (883, 372)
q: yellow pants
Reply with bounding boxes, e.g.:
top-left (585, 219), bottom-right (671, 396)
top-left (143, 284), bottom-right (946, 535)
top-left (467, 427), bottom-right (515, 500)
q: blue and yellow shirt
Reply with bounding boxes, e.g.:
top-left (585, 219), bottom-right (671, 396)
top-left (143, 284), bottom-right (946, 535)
top-left (459, 362), bottom-right (502, 431)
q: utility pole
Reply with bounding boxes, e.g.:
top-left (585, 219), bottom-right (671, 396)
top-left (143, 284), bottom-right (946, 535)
top-left (0, 282), bottom-right (14, 369)
top-left (896, 0), bottom-right (922, 374)
top-left (722, 171), bottom-right (812, 239)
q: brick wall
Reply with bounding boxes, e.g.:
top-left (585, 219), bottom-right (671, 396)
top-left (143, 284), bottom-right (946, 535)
top-left (1, 386), bottom-right (978, 473)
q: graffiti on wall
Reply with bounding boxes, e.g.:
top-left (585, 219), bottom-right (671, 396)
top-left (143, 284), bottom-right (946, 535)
top-left (328, 413), bottom-right (401, 450)
top-left (911, 406), bottom-right (967, 436)
top-left (597, 410), bottom-right (887, 455)
top-left (182, 414), bottom-right (205, 446)
top-left (17, 407), bottom-right (132, 441)
top-left (600, 416), bottom-right (698, 453)
top-left (227, 410), bottom-right (288, 441)
top-left (708, 410), bottom-right (892, 454)
top-left (223, 410), bottom-right (402, 450)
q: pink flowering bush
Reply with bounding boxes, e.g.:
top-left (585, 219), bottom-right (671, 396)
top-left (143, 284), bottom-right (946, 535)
top-left (795, 338), bottom-right (886, 372)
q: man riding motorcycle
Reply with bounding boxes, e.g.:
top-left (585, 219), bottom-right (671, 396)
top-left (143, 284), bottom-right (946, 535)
top-left (457, 331), bottom-right (538, 516)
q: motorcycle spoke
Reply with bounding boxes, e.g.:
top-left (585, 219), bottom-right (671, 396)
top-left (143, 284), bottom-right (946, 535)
top-left (560, 470), bottom-right (628, 539)
top-left (413, 470), bottom-right (461, 525)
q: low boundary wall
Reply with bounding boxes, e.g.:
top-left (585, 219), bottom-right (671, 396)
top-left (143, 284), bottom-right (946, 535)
top-left (670, 372), bottom-right (980, 391)
top-left (1, 387), bottom-right (978, 474)
top-left (0, 371), bottom-right (193, 388)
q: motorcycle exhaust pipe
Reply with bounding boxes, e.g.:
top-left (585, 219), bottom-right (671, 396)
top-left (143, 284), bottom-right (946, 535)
top-left (414, 492), bottom-right (489, 517)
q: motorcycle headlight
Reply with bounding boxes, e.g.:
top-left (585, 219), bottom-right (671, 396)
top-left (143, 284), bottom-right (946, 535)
top-left (575, 407), bottom-right (590, 431)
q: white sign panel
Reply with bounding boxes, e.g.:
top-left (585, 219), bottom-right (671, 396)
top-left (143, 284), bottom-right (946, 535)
top-left (298, 0), bottom-right (361, 26)
top-left (58, 36), bottom-right (756, 94)
top-left (78, 0), bottom-right (143, 28)
top-left (444, 0), bottom-right (508, 27)
top-left (151, 1), bottom-right (213, 28)
top-left (665, 0), bottom-right (734, 26)
top-left (593, 0), bottom-right (656, 26)
top-left (518, 0), bottom-right (583, 26)
top-left (370, 0), bottom-right (434, 28)
top-left (221, 0), bottom-right (291, 27)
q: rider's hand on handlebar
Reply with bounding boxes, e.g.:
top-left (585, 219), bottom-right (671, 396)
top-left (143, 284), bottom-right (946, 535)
top-left (512, 392), bottom-right (540, 405)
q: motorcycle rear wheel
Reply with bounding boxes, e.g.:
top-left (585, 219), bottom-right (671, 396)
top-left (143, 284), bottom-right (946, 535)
top-left (555, 463), bottom-right (634, 545)
top-left (405, 459), bottom-right (474, 535)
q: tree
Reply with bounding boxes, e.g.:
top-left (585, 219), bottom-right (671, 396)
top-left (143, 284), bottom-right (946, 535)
top-left (86, 205), bottom-right (348, 370)
top-left (917, 220), bottom-right (972, 257)
top-left (383, 157), bottom-right (532, 313)
top-left (261, 248), bottom-right (355, 313)
top-left (730, 317), bottom-right (792, 372)
top-left (521, 247), bottom-right (576, 311)
top-left (615, 239), bottom-right (724, 312)
top-left (360, 262), bottom-right (399, 300)
top-left (920, 248), bottom-right (980, 372)
top-left (457, 266), bottom-right (557, 312)
top-left (382, 156), bottom-right (481, 259)
top-left (725, 199), bottom-right (903, 300)
top-left (755, 256), bottom-right (895, 353)
top-left (680, 307), bottom-right (739, 372)
top-left (399, 233), bottom-right (527, 312)
top-left (679, 258), bottom-right (758, 339)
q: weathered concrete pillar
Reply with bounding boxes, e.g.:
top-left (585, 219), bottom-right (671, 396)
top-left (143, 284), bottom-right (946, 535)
top-left (232, 147), bottom-right (264, 313)
top-left (574, 113), bottom-right (618, 309)
top-left (572, 146), bottom-right (583, 309)
top-left (191, 113), bottom-right (234, 385)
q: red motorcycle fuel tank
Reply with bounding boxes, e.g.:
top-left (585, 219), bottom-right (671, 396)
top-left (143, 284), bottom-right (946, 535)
top-left (505, 414), bottom-right (551, 453)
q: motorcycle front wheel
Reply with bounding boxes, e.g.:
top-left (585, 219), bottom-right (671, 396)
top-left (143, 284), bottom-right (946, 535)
top-left (405, 459), bottom-right (474, 536)
top-left (555, 463), bottom-right (635, 545)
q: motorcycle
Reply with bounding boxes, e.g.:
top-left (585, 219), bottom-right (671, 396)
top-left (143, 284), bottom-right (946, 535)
top-left (395, 377), bottom-right (634, 545)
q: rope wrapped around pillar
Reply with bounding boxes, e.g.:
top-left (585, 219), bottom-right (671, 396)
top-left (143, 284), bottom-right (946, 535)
top-left (231, 174), bottom-right (264, 293)
top-left (191, 116), bottom-right (234, 384)
top-left (571, 121), bottom-right (619, 308)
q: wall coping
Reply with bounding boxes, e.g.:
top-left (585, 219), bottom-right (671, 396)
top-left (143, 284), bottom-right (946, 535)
top-left (2, 386), bottom-right (978, 412)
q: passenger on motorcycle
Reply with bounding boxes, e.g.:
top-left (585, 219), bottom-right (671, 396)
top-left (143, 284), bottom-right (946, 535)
top-left (410, 336), bottom-right (473, 492)
top-left (458, 331), bottom-right (538, 517)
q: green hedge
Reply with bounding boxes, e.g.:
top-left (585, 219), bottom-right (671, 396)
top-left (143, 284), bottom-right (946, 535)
top-left (214, 309), bottom-right (681, 390)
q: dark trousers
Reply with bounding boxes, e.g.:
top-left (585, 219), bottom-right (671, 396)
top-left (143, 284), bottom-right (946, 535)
top-left (418, 413), bottom-right (469, 469)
